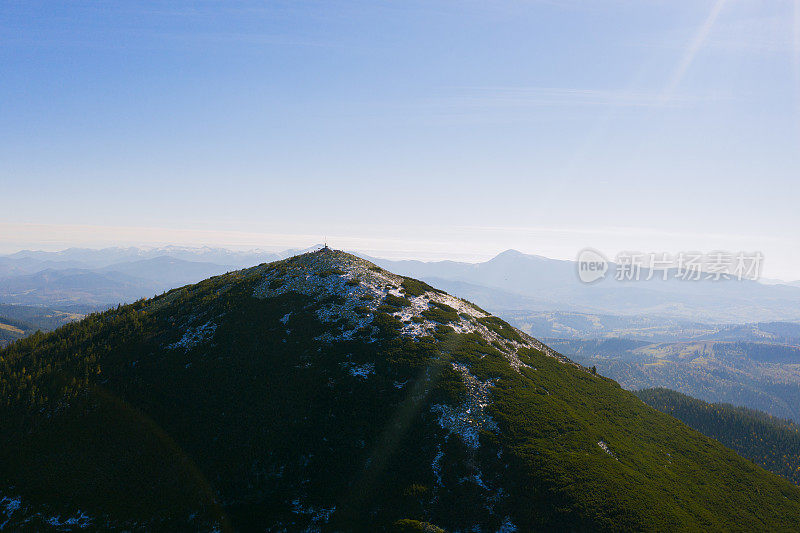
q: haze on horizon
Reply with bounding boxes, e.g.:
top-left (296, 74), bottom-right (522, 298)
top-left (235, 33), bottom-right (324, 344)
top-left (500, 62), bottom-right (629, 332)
top-left (2, 1), bottom-right (800, 278)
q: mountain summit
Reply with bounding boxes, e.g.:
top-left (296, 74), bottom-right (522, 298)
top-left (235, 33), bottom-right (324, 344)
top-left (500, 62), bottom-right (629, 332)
top-left (2, 248), bottom-right (800, 531)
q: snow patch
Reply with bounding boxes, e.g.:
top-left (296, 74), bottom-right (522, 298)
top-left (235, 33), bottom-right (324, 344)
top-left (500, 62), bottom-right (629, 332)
top-left (0, 497), bottom-right (20, 517)
top-left (254, 249), bottom-right (403, 342)
top-left (252, 249), bottom-right (578, 376)
top-left (167, 321), bottom-right (217, 350)
top-left (497, 516), bottom-right (519, 532)
top-left (431, 363), bottom-right (498, 449)
top-left (0, 493), bottom-right (93, 530)
top-left (345, 362), bottom-right (375, 379)
top-left (46, 512), bottom-right (93, 528)
top-left (395, 292), bottom-right (487, 339)
top-left (431, 447), bottom-right (444, 487)
top-left (290, 498), bottom-right (335, 526)
top-left (461, 470), bottom-right (489, 490)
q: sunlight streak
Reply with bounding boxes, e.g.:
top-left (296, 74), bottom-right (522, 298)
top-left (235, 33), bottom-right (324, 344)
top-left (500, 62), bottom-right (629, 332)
top-left (662, 0), bottom-right (728, 102)
top-left (794, 0), bottom-right (800, 116)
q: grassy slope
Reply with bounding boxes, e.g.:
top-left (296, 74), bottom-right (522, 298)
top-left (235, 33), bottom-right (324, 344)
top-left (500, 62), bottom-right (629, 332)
top-left (1, 255), bottom-right (800, 530)
top-left (483, 347), bottom-right (800, 531)
top-left (637, 387), bottom-right (800, 486)
top-left (0, 317), bottom-right (31, 347)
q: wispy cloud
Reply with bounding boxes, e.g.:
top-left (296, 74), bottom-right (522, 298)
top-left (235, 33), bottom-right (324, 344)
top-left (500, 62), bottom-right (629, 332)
top-left (428, 86), bottom-right (699, 111)
top-left (702, 13), bottom-right (799, 54)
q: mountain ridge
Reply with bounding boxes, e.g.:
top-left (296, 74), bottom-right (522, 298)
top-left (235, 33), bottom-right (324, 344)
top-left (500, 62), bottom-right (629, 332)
top-left (5, 246), bottom-right (800, 322)
top-left (2, 249), bottom-right (800, 530)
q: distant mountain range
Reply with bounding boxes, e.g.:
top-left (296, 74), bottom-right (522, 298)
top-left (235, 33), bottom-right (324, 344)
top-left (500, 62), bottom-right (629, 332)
top-left (0, 246), bottom-right (298, 272)
top-left (366, 249), bottom-right (800, 323)
top-left (0, 246), bottom-right (318, 310)
top-left (3, 249), bottom-right (800, 530)
top-left (502, 310), bottom-right (800, 344)
top-left (4, 247), bottom-right (800, 323)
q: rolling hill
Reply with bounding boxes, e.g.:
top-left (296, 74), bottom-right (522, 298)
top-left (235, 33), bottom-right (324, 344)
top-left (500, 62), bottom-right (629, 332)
top-left (0, 247), bottom-right (310, 310)
top-left (2, 249), bottom-right (800, 530)
top-left (553, 337), bottom-right (800, 421)
top-left (0, 268), bottom-right (154, 308)
top-left (0, 304), bottom-right (81, 348)
top-left (0, 317), bottom-right (27, 348)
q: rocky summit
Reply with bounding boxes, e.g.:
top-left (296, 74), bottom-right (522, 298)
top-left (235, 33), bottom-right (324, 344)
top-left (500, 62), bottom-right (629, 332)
top-left (2, 248), bottom-right (800, 531)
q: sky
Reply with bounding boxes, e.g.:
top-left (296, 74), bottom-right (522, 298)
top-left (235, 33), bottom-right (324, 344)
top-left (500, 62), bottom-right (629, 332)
top-left (2, 1), bottom-right (799, 278)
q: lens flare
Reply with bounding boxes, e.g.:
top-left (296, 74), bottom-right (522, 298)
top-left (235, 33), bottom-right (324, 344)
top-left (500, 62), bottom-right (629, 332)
top-left (662, 0), bottom-right (728, 102)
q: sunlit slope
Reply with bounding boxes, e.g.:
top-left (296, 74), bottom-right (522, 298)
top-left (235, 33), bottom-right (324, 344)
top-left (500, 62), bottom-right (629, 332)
top-left (638, 387), bottom-right (800, 486)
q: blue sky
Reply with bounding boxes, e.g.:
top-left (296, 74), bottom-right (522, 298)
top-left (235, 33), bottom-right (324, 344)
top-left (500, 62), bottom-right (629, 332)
top-left (2, 1), bottom-right (799, 278)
